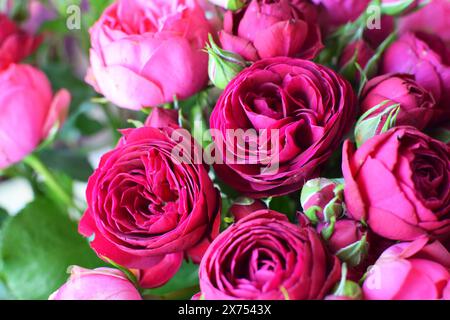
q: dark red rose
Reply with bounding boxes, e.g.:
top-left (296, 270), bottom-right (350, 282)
top-left (210, 57), bottom-right (357, 198)
top-left (79, 109), bottom-right (221, 270)
top-left (199, 210), bottom-right (341, 300)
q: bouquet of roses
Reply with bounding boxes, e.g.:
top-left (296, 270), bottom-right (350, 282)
top-left (0, 0), bottom-right (448, 301)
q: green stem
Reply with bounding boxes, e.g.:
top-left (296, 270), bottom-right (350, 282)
top-left (24, 154), bottom-right (81, 215)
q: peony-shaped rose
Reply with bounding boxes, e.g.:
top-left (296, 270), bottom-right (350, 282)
top-left (363, 237), bottom-right (450, 300)
top-left (199, 210), bottom-right (341, 300)
top-left (0, 64), bottom-right (70, 169)
top-left (219, 0), bottom-right (323, 62)
top-left (382, 32), bottom-right (450, 123)
top-left (360, 73), bottom-right (436, 131)
top-left (0, 13), bottom-right (41, 70)
top-left (49, 266), bottom-right (142, 300)
top-left (79, 108), bottom-right (221, 269)
top-left (210, 57), bottom-right (357, 198)
top-left (342, 126), bottom-right (450, 241)
top-left (86, 0), bottom-right (211, 110)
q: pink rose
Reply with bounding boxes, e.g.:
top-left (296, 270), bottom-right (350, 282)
top-left (86, 0), bottom-right (211, 110)
top-left (382, 32), bottom-right (450, 124)
top-left (0, 64), bottom-right (70, 169)
top-left (49, 266), bottom-right (142, 300)
top-left (199, 210), bottom-right (341, 299)
top-left (0, 13), bottom-right (42, 70)
top-left (220, 0), bottom-right (323, 61)
top-left (342, 127), bottom-right (450, 241)
top-left (311, 0), bottom-right (371, 26)
top-left (363, 237), bottom-right (450, 300)
top-left (79, 109), bottom-right (221, 270)
top-left (399, 0), bottom-right (450, 43)
top-left (210, 57), bottom-right (357, 198)
top-left (360, 73), bottom-right (436, 131)
top-left (137, 253), bottom-right (184, 289)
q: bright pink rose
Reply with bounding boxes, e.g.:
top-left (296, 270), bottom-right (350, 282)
top-left (360, 73), bottom-right (436, 131)
top-left (382, 32), bottom-right (450, 124)
top-left (399, 0), bottom-right (450, 43)
top-left (363, 237), bottom-right (450, 300)
top-left (342, 127), bottom-right (450, 241)
top-left (0, 64), bottom-right (70, 169)
top-left (0, 13), bottom-right (42, 70)
top-left (79, 109), bottom-right (221, 270)
top-left (86, 0), bottom-right (210, 110)
top-left (210, 57), bottom-right (357, 198)
top-left (220, 0), bottom-right (323, 61)
top-left (199, 210), bottom-right (341, 300)
top-left (49, 266), bottom-right (142, 300)
top-left (311, 0), bottom-right (371, 26)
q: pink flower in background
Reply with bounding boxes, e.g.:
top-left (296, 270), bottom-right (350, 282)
top-left (342, 127), bottom-right (450, 241)
top-left (79, 108), bottom-right (221, 270)
top-left (382, 32), bottom-right (450, 124)
top-left (199, 210), bottom-right (341, 300)
top-left (0, 64), bottom-right (70, 169)
top-left (220, 0), bottom-right (323, 61)
top-left (86, 0), bottom-right (211, 110)
top-left (0, 13), bottom-right (42, 70)
top-left (399, 0), bottom-right (450, 43)
top-left (363, 237), bottom-right (450, 300)
top-left (49, 266), bottom-right (142, 300)
top-left (311, 0), bottom-right (371, 26)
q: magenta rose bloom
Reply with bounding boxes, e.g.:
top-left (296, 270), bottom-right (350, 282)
top-left (399, 0), bottom-right (450, 43)
top-left (363, 237), bottom-right (450, 300)
top-left (79, 109), bottom-right (221, 270)
top-left (220, 0), bottom-right (323, 62)
top-left (311, 0), bottom-right (371, 26)
top-left (382, 32), bottom-right (450, 123)
top-left (49, 266), bottom-right (142, 300)
top-left (199, 210), bottom-right (341, 300)
top-left (210, 57), bottom-right (357, 198)
top-left (360, 73), bottom-right (436, 131)
top-left (342, 127), bottom-right (450, 241)
top-left (86, 0), bottom-right (210, 110)
top-left (0, 13), bottom-right (41, 70)
top-left (0, 64), bottom-right (70, 169)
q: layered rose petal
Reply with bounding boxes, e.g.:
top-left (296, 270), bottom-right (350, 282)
top-left (199, 210), bottom-right (341, 300)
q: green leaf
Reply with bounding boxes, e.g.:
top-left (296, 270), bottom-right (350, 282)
top-left (0, 198), bottom-right (104, 299)
top-left (269, 196), bottom-right (298, 222)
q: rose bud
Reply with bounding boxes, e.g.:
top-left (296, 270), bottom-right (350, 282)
top-left (382, 32), bottom-right (450, 124)
top-left (0, 13), bottom-right (42, 70)
top-left (339, 40), bottom-right (374, 82)
top-left (343, 127), bottom-right (450, 242)
top-left (206, 35), bottom-right (247, 90)
top-left (318, 220), bottom-right (369, 267)
top-left (49, 266), bottom-right (142, 300)
top-left (356, 73), bottom-right (436, 146)
top-left (399, 0), bottom-right (450, 42)
top-left (228, 197), bottom-right (267, 221)
top-left (364, 15), bottom-right (395, 48)
top-left (86, 0), bottom-right (211, 110)
top-left (300, 178), bottom-right (344, 225)
top-left (380, 0), bottom-right (420, 16)
top-left (325, 264), bottom-right (363, 300)
top-left (210, 57), bottom-right (357, 198)
top-left (199, 210), bottom-right (341, 299)
top-left (311, 0), bottom-right (371, 26)
top-left (208, 0), bottom-right (246, 10)
top-left (0, 64), bottom-right (70, 169)
top-left (219, 0), bottom-right (323, 62)
top-left (363, 237), bottom-right (450, 300)
top-left (79, 109), bottom-right (221, 270)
